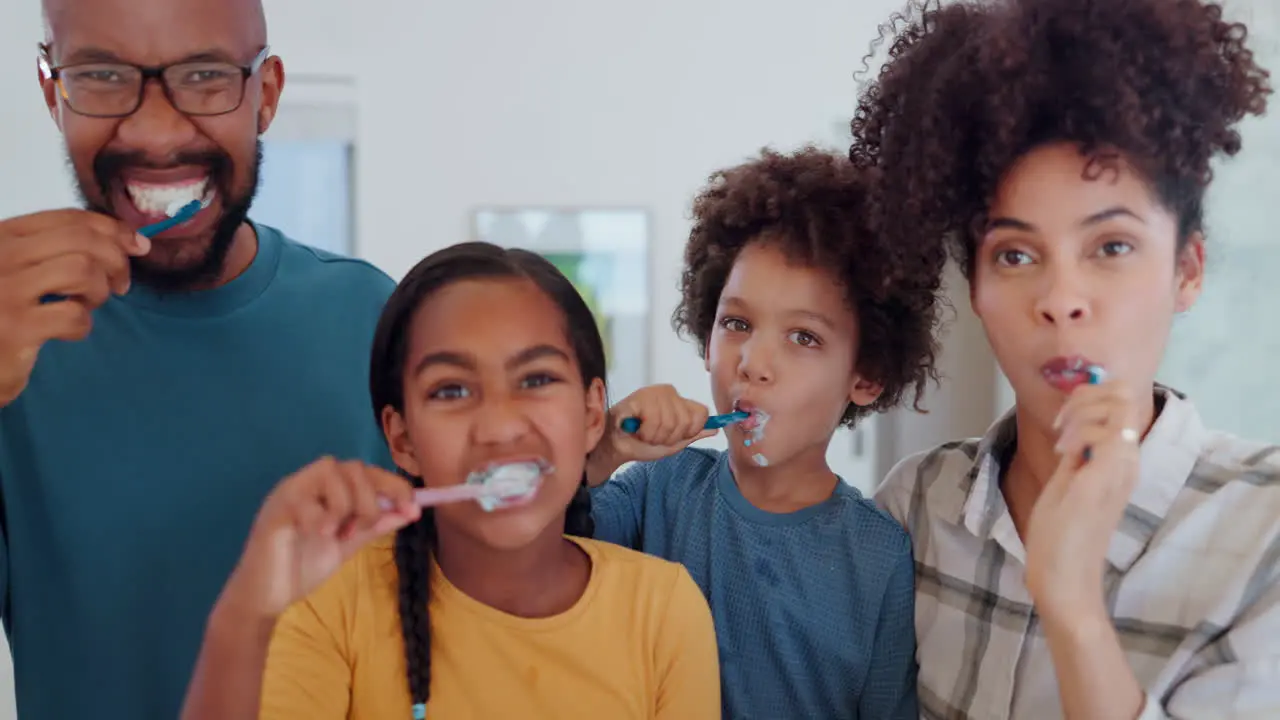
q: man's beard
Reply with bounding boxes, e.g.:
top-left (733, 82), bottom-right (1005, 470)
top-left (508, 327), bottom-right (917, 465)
top-left (73, 141), bottom-right (262, 293)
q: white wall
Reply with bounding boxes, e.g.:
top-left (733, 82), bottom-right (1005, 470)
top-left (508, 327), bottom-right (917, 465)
top-left (0, 3), bottom-right (51, 713)
top-left (0, 2), bottom-right (77, 219)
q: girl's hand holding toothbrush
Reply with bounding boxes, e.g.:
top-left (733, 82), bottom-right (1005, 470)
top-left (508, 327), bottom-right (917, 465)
top-left (218, 457), bottom-right (420, 622)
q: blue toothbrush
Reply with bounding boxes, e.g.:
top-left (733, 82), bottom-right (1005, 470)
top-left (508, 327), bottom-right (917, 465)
top-left (620, 410), bottom-right (749, 435)
top-left (137, 199), bottom-right (202, 237)
top-left (1081, 365), bottom-right (1106, 461)
top-left (41, 200), bottom-right (204, 304)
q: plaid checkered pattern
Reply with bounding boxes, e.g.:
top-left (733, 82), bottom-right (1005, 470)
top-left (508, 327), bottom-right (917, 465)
top-left (875, 385), bottom-right (1280, 719)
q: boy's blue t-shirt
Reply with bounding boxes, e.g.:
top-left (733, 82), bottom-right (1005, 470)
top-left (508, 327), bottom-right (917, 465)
top-left (591, 448), bottom-right (919, 720)
top-left (0, 223), bottom-right (396, 719)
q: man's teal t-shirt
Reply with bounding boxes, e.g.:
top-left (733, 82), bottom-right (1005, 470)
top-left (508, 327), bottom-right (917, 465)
top-left (0, 223), bottom-right (396, 719)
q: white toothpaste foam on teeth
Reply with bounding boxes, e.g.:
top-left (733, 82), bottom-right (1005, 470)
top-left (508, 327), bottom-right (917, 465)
top-left (126, 179), bottom-right (210, 216)
top-left (467, 462), bottom-right (543, 512)
top-left (743, 409), bottom-right (771, 448)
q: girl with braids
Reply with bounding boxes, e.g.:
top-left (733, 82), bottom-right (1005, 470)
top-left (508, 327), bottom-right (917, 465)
top-left (852, 0), bottom-right (1276, 718)
top-left (181, 241), bottom-right (720, 720)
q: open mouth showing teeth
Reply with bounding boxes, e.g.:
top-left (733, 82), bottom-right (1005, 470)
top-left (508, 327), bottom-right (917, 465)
top-left (468, 460), bottom-right (550, 512)
top-left (1045, 367), bottom-right (1087, 381)
top-left (730, 402), bottom-right (770, 447)
top-left (125, 178), bottom-right (214, 218)
top-left (731, 402), bottom-right (759, 430)
top-left (1040, 356), bottom-right (1105, 392)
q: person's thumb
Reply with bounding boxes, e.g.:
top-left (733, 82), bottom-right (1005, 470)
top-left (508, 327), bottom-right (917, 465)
top-left (690, 429), bottom-right (718, 444)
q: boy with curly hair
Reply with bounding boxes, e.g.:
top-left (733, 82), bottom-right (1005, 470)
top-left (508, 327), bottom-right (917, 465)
top-left (852, 0), bottom-right (1275, 717)
top-left (586, 146), bottom-right (948, 719)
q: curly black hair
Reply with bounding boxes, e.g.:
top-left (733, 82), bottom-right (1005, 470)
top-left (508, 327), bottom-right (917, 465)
top-left (672, 146), bottom-right (947, 426)
top-left (849, 0), bottom-right (1272, 277)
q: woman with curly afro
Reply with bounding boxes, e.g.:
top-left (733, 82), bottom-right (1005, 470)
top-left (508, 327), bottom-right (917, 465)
top-left (853, 0), bottom-right (1275, 718)
top-left (585, 146), bottom-right (949, 719)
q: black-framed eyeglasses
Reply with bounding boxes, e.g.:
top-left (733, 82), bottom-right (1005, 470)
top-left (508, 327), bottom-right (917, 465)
top-left (37, 45), bottom-right (271, 119)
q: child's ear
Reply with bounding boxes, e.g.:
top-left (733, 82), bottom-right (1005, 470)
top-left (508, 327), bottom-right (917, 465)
top-left (848, 373), bottom-right (883, 407)
top-left (380, 406), bottom-right (421, 476)
top-left (584, 377), bottom-right (607, 450)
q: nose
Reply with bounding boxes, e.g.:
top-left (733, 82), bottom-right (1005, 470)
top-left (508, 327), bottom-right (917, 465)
top-left (471, 393), bottom-right (532, 447)
top-left (737, 335), bottom-right (775, 384)
top-left (1034, 262), bottom-right (1091, 325)
top-left (114, 79), bottom-right (201, 156)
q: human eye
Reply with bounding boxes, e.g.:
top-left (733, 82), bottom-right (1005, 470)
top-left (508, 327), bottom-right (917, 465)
top-left (68, 65), bottom-right (131, 85)
top-left (174, 63), bottom-right (237, 86)
top-left (994, 248), bottom-right (1034, 267)
top-left (1097, 238), bottom-right (1134, 258)
top-left (719, 316), bottom-right (749, 333)
top-left (427, 383), bottom-right (470, 401)
top-left (520, 371), bottom-right (564, 390)
top-left (788, 330), bottom-right (822, 348)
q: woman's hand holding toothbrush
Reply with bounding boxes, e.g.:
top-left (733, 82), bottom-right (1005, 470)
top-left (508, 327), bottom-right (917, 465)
top-left (586, 384), bottom-right (718, 487)
top-left (1024, 373), bottom-right (1142, 622)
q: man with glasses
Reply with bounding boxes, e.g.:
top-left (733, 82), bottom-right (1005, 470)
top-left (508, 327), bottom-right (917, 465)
top-left (0, 0), bottom-right (395, 717)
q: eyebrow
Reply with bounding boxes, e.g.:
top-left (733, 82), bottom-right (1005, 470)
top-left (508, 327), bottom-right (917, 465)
top-left (721, 296), bottom-right (837, 329)
top-left (412, 344), bottom-right (571, 377)
top-left (787, 309), bottom-right (837, 329)
top-left (59, 47), bottom-right (240, 66)
top-left (985, 206), bottom-right (1146, 235)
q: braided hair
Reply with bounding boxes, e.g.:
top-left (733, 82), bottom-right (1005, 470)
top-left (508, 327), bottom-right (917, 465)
top-left (368, 242), bottom-right (606, 715)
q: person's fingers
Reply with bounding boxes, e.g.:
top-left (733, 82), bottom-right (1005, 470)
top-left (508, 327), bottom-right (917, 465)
top-left (366, 511), bottom-right (417, 539)
top-left (613, 396), bottom-right (643, 433)
top-left (290, 490), bottom-right (329, 539)
top-left (27, 299), bottom-right (96, 343)
top-left (1, 227), bottom-right (137, 298)
top-left (691, 429), bottom-right (718, 444)
top-left (1054, 421), bottom-right (1111, 459)
top-left (313, 460), bottom-right (354, 536)
top-left (1054, 379), bottom-right (1136, 429)
top-left (636, 397), bottom-right (673, 446)
top-left (1054, 425), bottom-right (1139, 508)
top-left (1075, 425), bottom-right (1141, 481)
top-left (342, 466), bottom-right (420, 546)
top-left (1055, 402), bottom-right (1141, 457)
top-left (0, 209), bottom-right (149, 256)
top-left (328, 462), bottom-right (377, 540)
top-left (675, 400), bottom-right (710, 444)
top-left (3, 252), bottom-right (116, 309)
top-left (365, 465), bottom-right (418, 514)
top-left (0, 299), bottom-right (96, 361)
top-left (654, 396), bottom-right (686, 446)
top-left (654, 394), bottom-right (679, 445)
top-left (1055, 385), bottom-right (1110, 427)
top-left (1054, 400), bottom-right (1113, 436)
top-left (347, 462), bottom-right (384, 516)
